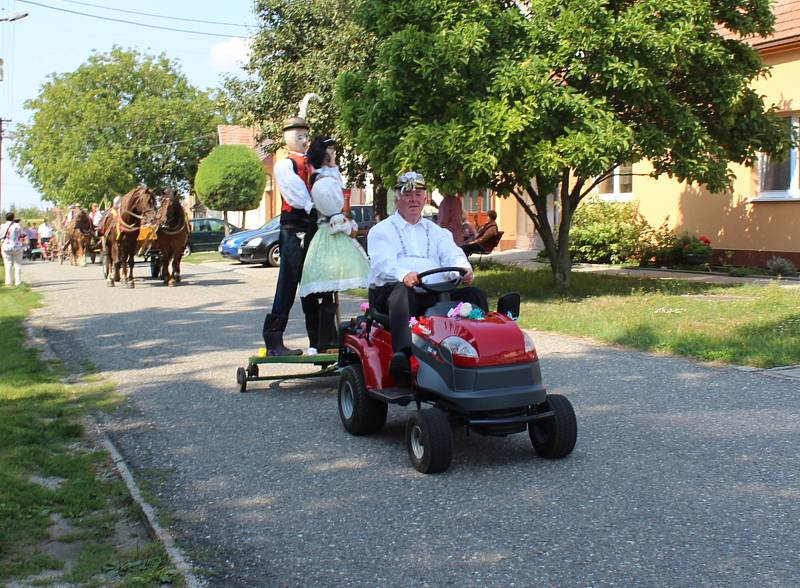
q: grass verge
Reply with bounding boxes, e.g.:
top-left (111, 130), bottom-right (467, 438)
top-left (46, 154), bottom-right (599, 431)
top-left (0, 285), bottom-right (182, 586)
top-left (181, 251), bottom-right (225, 264)
top-left (474, 265), bottom-right (800, 368)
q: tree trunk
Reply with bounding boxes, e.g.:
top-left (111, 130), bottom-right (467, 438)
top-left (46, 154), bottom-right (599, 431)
top-left (223, 210), bottom-right (230, 236)
top-left (373, 176), bottom-right (388, 221)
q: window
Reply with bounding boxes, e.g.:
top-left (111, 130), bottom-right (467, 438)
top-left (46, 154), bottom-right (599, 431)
top-left (208, 219), bottom-right (225, 232)
top-left (598, 163), bottom-right (633, 201)
top-left (757, 116), bottom-right (799, 199)
top-left (464, 189), bottom-right (491, 212)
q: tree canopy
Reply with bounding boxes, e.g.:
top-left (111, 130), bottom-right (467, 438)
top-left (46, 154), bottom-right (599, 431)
top-left (337, 0), bottom-right (790, 287)
top-left (10, 47), bottom-right (219, 209)
top-left (224, 0), bottom-right (382, 199)
top-left (195, 144), bottom-right (266, 214)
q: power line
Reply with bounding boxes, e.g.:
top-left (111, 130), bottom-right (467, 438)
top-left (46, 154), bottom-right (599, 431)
top-left (17, 0), bottom-right (251, 39)
top-left (56, 0), bottom-right (252, 28)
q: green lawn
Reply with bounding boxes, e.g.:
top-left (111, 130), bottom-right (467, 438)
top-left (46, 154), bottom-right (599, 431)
top-left (181, 251), bottom-right (226, 264)
top-left (0, 286), bottom-right (180, 586)
top-left (474, 265), bottom-right (800, 368)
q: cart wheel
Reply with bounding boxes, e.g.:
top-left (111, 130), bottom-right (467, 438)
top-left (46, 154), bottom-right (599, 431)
top-left (150, 257), bottom-right (161, 279)
top-left (101, 253), bottom-right (109, 279)
top-left (338, 364), bottom-right (387, 435)
top-left (246, 363), bottom-right (259, 378)
top-left (236, 367), bottom-right (248, 393)
top-left (529, 394), bottom-right (577, 458)
top-left (406, 408), bottom-right (453, 474)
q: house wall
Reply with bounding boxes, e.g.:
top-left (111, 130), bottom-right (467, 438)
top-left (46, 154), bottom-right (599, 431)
top-left (631, 44), bottom-right (800, 266)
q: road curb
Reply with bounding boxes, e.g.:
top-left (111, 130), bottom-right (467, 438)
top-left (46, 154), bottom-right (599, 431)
top-left (24, 318), bottom-right (205, 588)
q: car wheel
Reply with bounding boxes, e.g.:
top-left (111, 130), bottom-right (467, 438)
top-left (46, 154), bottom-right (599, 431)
top-left (338, 364), bottom-right (387, 435)
top-left (183, 243), bottom-right (192, 257)
top-left (406, 408), bottom-right (453, 474)
top-left (529, 394), bottom-right (577, 458)
top-left (267, 242), bottom-right (280, 267)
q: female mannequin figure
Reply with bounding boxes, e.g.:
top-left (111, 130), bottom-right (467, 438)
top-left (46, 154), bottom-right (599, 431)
top-left (299, 136), bottom-right (370, 353)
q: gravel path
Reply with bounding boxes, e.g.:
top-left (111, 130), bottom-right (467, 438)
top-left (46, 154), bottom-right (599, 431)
top-left (25, 259), bottom-right (800, 587)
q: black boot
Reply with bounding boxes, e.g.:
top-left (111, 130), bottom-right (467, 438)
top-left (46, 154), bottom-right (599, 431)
top-left (390, 350), bottom-right (412, 388)
top-left (317, 299), bottom-right (339, 352)
top-left (301, 295), bottom-right (320, 353)
top-left (262, 313), bottom-right (302, 356)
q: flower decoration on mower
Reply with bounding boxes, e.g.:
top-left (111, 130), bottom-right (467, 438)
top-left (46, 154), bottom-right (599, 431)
top-left (447, 301), bottom-right (485, 320)
top-left (409, 316), bottom-right (432, 335)
top-left (359, 302), bottom-right (370, 313)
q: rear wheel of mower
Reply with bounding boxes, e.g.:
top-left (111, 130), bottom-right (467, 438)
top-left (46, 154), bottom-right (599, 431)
top-left (529, 394), bottom-right (577, 458)
top-left (338, 364), bottom-right (387, 435)
top-left (406, 408), bottom-right (453, 474)
top-left (236, 367), bottom-right (248, 393)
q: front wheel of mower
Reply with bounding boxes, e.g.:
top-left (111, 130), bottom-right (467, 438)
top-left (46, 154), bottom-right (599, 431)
top-left (338, 364), bottom-right (387, 435)
top-left (406, 408), bottom-right (453, 474)
top-left (529, 394), bottom-right (577, 458)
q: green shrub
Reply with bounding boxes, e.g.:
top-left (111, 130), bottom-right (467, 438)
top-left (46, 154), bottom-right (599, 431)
top-left (570, 198), bottom-right (651, 264)
top-left (766, 256), bottom-right (798, 277)
top-left (641, 221), bottom-right (681, 267)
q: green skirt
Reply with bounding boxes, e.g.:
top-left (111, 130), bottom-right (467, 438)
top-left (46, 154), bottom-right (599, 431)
top-left (299, 225), bottom-right (370, 297)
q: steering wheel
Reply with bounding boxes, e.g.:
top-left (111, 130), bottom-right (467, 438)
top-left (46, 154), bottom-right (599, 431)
top-left (415, 266), bottom-right (468, 295)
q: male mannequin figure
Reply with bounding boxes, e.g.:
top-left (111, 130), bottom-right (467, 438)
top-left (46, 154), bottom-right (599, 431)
top-left (262, 116), bottom-right (320, 356)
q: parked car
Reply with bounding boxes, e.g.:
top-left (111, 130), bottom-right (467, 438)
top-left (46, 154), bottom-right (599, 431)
top-left (236, 216), bottom-right (282, 267)
top-left (219, 217), bottom-right (279, 261)
top-left (187, 217), bottom-right (240, 254)
top-left (349, 205), bottom-right (375, 251)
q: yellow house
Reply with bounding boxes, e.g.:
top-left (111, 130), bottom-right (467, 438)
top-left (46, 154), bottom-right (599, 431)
top-left (493, 1), bottom-right (800, 263)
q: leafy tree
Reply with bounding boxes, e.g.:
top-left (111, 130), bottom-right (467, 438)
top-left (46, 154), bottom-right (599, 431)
top-left (10, 47), bottom-right (219, 209)
top-left (195, 144), bottom-right (266, 234)
top-left (223, 0), bottom-right (393, 215)
top-left (338, 0), bottom-right (790, 288)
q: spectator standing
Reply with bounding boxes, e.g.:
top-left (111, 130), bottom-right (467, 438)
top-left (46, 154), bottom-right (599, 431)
top-left (462, 209), bottom-right (500, 256)
top-left (38, 220), bottom-right (53, 246)
top-left (1, 213), bottom-right (25, 286)
top-left (437, 193), bottom-right (464, 246)
top-left (27, 223), bottom-right (39, 250)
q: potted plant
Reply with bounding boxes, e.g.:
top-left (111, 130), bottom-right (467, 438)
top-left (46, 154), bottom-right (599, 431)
top-left (680, 234), bottom-right (713, 265)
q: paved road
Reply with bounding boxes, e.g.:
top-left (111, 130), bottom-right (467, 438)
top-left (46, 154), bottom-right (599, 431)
top-left (25, 259), bottom-right (800, 587)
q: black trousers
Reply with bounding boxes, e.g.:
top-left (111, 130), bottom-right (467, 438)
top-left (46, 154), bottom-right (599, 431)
top-left (461, 242), bottom-right (484, 256)
top-left (372, 282), bottom-right (489, 352)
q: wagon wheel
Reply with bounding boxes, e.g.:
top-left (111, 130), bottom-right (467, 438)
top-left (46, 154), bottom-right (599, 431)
top-left (236, 367), bottom-right (248, 393)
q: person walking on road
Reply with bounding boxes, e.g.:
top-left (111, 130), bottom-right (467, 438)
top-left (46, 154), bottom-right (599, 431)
top-left (1, 212), bottom-right (25, 286)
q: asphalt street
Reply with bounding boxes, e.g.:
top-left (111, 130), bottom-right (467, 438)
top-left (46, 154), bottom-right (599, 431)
top-left (24, 259), bottom-right (800, 587)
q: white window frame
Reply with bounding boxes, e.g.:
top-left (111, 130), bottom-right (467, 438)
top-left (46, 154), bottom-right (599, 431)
top-left (596, 163), bottom-right (634, 202)
top-left (752, 114), bottom-right (799, 202)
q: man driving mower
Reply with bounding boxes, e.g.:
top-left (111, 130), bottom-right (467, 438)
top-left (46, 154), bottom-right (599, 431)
top-left (367, 172), bottom-right (488, 387)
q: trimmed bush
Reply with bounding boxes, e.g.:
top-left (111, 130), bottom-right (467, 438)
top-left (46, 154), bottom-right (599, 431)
top-left (570, 197), bottom-right (651, 264)
top-left (195, 145), bottom-right (266, 212)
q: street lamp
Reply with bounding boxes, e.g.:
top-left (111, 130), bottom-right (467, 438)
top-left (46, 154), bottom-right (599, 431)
top-left (0, 10), bottom-right (28, 214)
top-left (0, 11), bottom-right (28, 22)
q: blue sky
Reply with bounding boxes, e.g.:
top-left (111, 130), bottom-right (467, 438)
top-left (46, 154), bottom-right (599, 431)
top-left (0, 0), bottom-right (257, 210)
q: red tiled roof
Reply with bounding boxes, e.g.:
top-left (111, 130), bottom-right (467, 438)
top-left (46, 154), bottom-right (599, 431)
top-left (217, 125), bottom-right (275, 159)
top-left (719, 0), bottom-right (800, 48)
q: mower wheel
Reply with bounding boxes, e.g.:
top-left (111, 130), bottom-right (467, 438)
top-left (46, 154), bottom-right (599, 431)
top-left (529, 394), bottom-right (577, 458)
top-left (338, 364), bottom-right (387, 435)
top-left (406, 408), bottom-right (453, 474)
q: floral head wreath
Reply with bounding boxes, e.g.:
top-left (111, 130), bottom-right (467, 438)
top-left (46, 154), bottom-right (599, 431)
top-left (395, 171), bottom-right (426, 192)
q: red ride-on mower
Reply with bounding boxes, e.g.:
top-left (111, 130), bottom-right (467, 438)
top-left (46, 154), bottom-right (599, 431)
top-left (337, 267), bottom-right (577, 474)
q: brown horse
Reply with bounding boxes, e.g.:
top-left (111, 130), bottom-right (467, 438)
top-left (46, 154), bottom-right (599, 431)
top-left (65, 209), bottom-right (93, 266)
top-left (102, 187), bottom-right (157, 288)
top-left (154, 188), bottom-right (189, 286)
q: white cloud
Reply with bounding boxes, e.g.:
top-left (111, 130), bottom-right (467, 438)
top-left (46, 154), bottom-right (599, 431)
top-left (208, 37), bottom-right (252, 71)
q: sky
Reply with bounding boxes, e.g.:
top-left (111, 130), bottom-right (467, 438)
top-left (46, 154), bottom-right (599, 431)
top-left (0, 0), bottom-right (257, 211)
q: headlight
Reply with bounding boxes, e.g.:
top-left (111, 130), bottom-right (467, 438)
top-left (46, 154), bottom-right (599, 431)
top-left (522, 332), bottom-right (538, 359)
top-left (246, 237), bottom-right (262, 247)
top-left (441, 336), bottom-right (478, 366)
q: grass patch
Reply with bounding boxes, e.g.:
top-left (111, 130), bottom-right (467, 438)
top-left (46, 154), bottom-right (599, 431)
top-left (181, 251), bottom-right (225, 264)
top-left (0, 286), bottom-right (181, 585)
top-left (474, 265), bottom-right (800, 368)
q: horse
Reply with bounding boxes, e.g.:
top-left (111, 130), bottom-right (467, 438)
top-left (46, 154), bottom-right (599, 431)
top-left (102, 186), bottom-right (157, 288)
top-left (65, 209), bottom-right (93, 266)
top-left (153, 188), bottom-right (189, 286)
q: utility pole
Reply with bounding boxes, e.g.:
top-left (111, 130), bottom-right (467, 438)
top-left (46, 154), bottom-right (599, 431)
top-left (0, 118), bottom-right (8, 215)
top-left (0, 118), bottom-right (6, 214)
